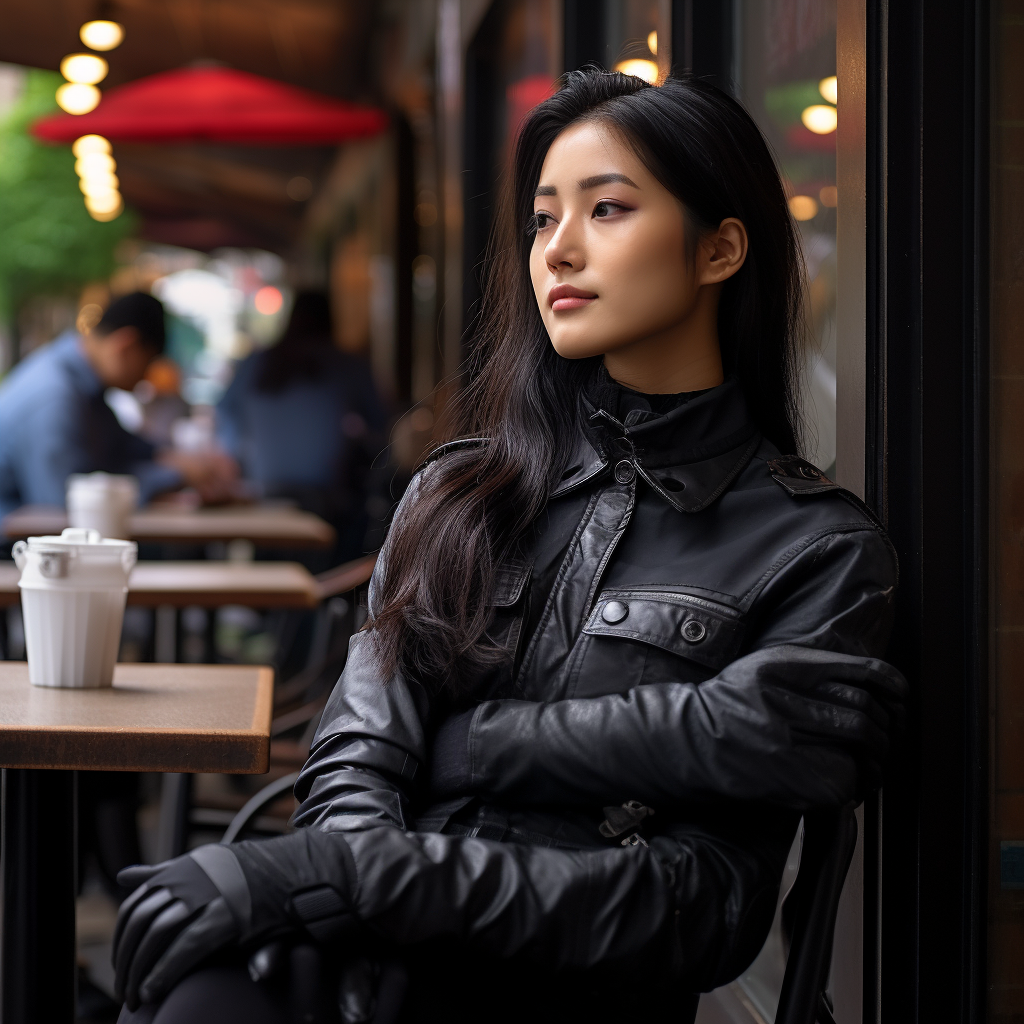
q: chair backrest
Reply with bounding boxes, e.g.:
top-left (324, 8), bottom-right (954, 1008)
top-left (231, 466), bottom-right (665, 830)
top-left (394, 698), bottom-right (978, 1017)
top-left (774, 804), bottom-right (858, 1024)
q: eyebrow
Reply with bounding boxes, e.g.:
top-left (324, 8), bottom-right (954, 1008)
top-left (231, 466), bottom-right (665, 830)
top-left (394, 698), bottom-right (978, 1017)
top-left (533, 172), bottom-right (640, 198)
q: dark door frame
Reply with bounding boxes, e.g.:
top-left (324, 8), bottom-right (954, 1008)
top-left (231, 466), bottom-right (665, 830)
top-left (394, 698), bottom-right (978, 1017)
top-left (872, 0), bottom-right (989, 1021)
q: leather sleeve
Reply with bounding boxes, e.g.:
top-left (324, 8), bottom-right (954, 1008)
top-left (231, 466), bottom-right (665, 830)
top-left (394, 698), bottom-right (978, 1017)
top-left (310, 803), bottom-right (795, 990)
top-left (293, 473), bottom-right (432, 833)
top-left (432, 526), bottom-right (903, 811)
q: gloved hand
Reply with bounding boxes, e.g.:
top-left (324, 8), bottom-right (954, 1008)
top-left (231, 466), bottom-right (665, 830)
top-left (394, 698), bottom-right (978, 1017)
top-left (113, 831), bottom-right (357, 1011)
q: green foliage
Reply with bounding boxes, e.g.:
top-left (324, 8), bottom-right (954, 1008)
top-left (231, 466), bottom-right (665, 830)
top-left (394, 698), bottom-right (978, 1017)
top-left (0, 68), bottom-right (134, 319)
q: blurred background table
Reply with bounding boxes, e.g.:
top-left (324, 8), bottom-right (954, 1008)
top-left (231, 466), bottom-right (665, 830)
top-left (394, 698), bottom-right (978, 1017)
top-left (1, 501), bottom-right (336, 549)
top-left (0, 662), bottom-right (273, 1024)
top-left (0, 559), bottom-right (319, 610)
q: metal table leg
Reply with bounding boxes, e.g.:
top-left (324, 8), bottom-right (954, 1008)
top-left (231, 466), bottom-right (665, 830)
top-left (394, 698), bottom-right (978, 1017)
top-left (1, 768), bottom-right (77, 1023)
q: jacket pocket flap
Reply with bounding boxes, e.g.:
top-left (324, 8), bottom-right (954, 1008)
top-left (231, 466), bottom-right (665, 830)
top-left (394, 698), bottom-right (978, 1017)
top-left (583, 589), bottom-right (742, 670)
top-left (490, 562), bottom-right (531, 607)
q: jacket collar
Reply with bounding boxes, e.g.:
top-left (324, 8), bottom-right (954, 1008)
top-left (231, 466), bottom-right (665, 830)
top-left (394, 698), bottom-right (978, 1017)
top-left (550, 378), bottom-right (760, 513)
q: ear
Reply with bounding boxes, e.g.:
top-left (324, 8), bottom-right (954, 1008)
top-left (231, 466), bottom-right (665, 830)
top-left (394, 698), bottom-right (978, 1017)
top-left (698, 218), bottom-right (748, 286)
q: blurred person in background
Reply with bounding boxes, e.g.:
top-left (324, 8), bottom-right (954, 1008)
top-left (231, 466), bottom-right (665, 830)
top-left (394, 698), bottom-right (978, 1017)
top-left (216, 291), bottom-right (387, 562)
top-left (0, 291), bottom-right (238, 519)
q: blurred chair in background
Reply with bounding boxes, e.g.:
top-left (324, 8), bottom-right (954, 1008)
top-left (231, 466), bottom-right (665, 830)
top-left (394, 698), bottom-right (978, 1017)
top-left (216, 291), bottom-right (387, 566)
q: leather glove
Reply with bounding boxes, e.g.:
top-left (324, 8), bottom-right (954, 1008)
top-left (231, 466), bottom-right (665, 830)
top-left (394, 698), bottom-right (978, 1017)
top-left (113, 830), bottom-right (357, 1011)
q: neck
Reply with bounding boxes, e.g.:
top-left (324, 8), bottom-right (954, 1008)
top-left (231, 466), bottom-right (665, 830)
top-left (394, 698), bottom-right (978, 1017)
top-left (602, 289), bottom-right (724, 395)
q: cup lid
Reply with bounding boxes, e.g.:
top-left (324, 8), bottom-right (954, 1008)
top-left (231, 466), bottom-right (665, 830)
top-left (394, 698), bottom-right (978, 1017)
top-left (25, 528), bottom-right (136, 552)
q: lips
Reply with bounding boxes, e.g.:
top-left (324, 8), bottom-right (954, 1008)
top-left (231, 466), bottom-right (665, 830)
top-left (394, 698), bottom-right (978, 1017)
top-left (548, 284), bottom-right (597, 312)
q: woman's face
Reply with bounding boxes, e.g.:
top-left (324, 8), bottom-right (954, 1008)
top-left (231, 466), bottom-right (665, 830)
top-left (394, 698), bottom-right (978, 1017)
top-left (529, 120), bottom-right (699, 362)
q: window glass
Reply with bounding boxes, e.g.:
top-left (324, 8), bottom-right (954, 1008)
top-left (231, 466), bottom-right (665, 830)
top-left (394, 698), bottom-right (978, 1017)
top-left (736, 0), bottom-right (838, 477)
top-left (988, 0), bottom-right (1024, 1016)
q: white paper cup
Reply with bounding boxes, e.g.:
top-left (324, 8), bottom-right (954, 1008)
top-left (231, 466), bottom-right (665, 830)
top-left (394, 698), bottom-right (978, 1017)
top-left (13, 528), bottom-right (138, 688)
top-left (66, 472), bottom-right (139, 541)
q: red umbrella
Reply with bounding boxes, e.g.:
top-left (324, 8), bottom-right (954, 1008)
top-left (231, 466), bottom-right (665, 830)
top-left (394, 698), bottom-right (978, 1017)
top-left (32, 66), bottom-right (387, 145)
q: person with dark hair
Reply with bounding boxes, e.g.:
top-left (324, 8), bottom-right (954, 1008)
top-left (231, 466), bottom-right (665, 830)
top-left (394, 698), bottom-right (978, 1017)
top-left (114, 72), bottom-right (906, 1024)
top-left (0, 291), bottom-right (237, 517)
top-left (215, 291), bottom-right (387, 561)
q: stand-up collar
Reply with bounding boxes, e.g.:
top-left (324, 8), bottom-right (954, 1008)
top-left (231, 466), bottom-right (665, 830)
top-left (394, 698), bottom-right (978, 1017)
top-left (551, 377), bottom-right (760, 513)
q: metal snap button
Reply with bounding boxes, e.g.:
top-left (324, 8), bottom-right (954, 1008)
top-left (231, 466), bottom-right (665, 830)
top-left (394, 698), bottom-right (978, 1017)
top-left (798, 465), bottom-right (821, 480)
top-left (680, 619), bottom-right (706, 643)
top-left (602, 600), bottom-right (629, 624)
top-left (614, 460), bottom-right (635, 484)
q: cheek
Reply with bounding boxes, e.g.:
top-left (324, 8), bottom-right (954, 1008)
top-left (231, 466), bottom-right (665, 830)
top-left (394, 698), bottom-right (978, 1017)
top-left (598, 219), bottom-right (689, 315)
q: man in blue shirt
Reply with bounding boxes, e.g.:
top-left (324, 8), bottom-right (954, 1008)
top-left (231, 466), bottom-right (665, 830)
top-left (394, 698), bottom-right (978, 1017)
top-left (0, 292), bottom-right (235, 518)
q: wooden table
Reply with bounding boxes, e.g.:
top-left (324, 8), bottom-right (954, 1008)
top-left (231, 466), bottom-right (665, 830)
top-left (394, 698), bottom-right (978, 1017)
top-left (0, 560), bottom-right (320, 610)
top-left (2, 502), bottom-right (336, 549)
top-left (0, 662), bottom-right (273, 1023)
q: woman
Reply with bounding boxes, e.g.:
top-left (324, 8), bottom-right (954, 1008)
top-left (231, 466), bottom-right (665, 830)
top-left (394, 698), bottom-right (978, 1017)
top-left (114, 71), bottom-right (905, 1024)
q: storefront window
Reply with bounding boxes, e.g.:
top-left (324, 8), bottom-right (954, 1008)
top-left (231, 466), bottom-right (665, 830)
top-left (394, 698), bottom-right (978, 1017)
top-left (988, 0), bottom-right (1024, 1017)
top-left (736, 0), bottom-right (839, 477)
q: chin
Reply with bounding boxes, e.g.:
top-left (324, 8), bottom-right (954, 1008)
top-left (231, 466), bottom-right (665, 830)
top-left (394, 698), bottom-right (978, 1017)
top-left (547, 325), bottom-right (613, 361)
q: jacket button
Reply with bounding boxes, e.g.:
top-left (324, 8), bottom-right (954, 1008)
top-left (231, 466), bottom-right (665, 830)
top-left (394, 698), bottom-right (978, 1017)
top-left (614, 460), bottom-right (635, 484)
top-left (799, 465), bottom-right (821, 480)
top-left (680, 619), bottom-right (706, 642)
top-left (602, 600), bottom-right (629, 624)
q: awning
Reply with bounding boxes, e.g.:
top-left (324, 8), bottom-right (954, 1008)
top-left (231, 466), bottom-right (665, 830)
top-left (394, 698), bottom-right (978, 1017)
top-left (31, 65), bottom-right (387, 145)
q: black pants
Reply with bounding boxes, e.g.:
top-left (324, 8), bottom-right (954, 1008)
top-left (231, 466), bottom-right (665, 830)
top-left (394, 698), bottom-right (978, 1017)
top-left (116, 950), bottom-right (700, 1024)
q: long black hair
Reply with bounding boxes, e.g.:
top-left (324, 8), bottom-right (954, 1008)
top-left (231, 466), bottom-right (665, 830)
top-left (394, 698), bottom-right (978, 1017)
top-left (372, 70), bottom-right (805, 693)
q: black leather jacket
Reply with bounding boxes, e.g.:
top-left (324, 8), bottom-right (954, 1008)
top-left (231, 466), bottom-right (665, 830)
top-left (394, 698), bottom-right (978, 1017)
top-left (293, 379), bottom-right (900, 1011)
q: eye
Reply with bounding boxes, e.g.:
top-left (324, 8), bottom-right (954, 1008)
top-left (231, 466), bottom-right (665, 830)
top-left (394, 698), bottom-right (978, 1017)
top-left (593, 200), bottom-right (626, 219)
top-left (532, 211), bottom-right (555, 232)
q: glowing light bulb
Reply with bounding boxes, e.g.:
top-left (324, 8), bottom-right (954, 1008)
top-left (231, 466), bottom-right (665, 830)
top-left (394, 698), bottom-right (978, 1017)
top-left (56, 83), bottom-right (101, 115)
top-left (614, 59), bottom-right (659, 84)
top-left (819, 75), bottom-right (838, 105)
top-left (819, 185), bottom-right (838, 208)
top-left (72, 134), bottom-right (111, 158)
top-left (75, 152), bottom-right (116, 178)
top-left (788, 195), bottom-right (819, 221)
top-left (60, 53), bottom-right (108, 85)
top-left (80, 173), bottom-right (120, 197)
top-left (80, 20), bottom-right (124, 51)
top-left (254, 287), bottom-right (284, 316)
top-left (801, 104), bottom-right (838, 134)
top-left (85, 192), bottom-right (123, 218)
top-left (647, 30), bottom-right (658, 55)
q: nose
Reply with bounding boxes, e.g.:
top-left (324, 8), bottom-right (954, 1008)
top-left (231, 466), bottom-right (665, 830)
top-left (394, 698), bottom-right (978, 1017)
top-left (544, 215), bottom-right (584, 273)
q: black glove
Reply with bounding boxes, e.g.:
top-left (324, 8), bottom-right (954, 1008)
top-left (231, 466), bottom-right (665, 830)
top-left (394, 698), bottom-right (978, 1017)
top-left (113, 831), bottom-right (357, 1011)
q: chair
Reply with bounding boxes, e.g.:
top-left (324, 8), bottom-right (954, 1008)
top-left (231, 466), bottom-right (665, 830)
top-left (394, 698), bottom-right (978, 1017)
top-left (775, 804), bottom-right (859, 1024)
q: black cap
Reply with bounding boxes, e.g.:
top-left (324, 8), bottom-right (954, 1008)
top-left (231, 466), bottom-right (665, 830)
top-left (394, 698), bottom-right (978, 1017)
top-left (95, 292), bottom-right (166, 353)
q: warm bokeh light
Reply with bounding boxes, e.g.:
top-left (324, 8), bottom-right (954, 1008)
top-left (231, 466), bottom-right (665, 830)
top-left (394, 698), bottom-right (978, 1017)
top-left (647, 30), bottom-right (658, 55)
top-left (56, 83), bottom-right (101, 115)
top-left (80, 174), bottom-right (120, 197)
top-left (254, 286), bottom-right (284, 316)
top-left (819, 75), bottom-right (838, 105)
top-left (60, 53), bottom-right (108, 86)
top-left (80, 20), bottom-right (125, 51)
top-left (614, 59), bottom-right (659, 84)
top-left (75, 152), bottom-right (116, 177)
top-left (72, 134), bottom-right (111, 158)
top-left (819, 185), bottom-right (838, 207)
top-left (85, 190), bottom-right (122, 214)
top-left (789, 195), bottom-right (819, 221)
top-left (801, 104), bottom-right (838, 134)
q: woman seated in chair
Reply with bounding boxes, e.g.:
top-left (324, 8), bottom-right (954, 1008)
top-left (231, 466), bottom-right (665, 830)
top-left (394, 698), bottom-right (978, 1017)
top-left (114, 70), bottom-right (906, 1024)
